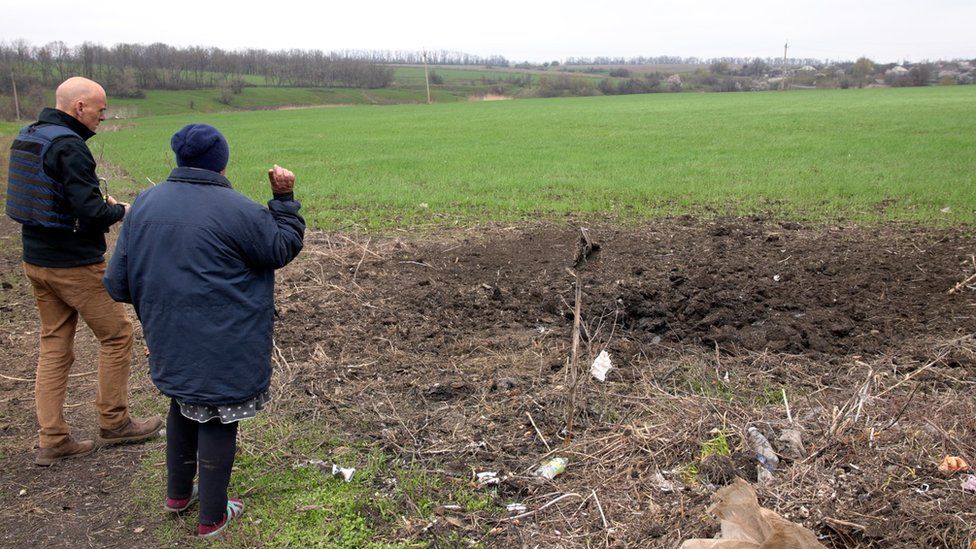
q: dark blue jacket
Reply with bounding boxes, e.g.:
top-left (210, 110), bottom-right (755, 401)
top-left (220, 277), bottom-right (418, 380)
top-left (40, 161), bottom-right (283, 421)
top-left (104, 167), bottom-right (305, 405)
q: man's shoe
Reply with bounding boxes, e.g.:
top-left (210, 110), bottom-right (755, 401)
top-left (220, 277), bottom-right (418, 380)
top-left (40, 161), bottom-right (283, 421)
top-left (35, 436), bottom-right (95, 466)
top-left (98, 416), bottom-right (163, 446)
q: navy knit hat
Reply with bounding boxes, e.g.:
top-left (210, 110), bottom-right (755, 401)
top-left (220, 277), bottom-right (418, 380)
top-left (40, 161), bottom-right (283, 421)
top-left (170, 124), bottom-right (229, 173)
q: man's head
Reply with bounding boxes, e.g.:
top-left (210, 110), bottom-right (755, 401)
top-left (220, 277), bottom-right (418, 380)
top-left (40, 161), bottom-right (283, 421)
top-left (170, 124), bottom-right (230, 174)
top-left (55, 77), bottom-right (107, 132)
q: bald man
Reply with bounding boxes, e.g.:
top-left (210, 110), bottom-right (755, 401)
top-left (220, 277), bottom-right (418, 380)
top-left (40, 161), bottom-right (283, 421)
top-left (6, 76), bottom-right (162, 466)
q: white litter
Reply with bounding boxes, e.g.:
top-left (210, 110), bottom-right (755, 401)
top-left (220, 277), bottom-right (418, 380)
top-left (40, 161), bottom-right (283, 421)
top-left (293, 459), bottom-right (355, 482)
top-left (590, 350), bottom-right (613, 382)
top-left (962, 475), bottom-right (976, 493)
top-left (476, 471), bottom-right (500, 486)
top-left (506, 503), bottom-right (527, 513)
top-left (652, 472), bottom-right (675, 493)
top-left (292, 458), bottom-right (327, 469)
top-left (773, 274), bottom-right (781, 282)
top-left (332, 464), bottom-right (356, 482)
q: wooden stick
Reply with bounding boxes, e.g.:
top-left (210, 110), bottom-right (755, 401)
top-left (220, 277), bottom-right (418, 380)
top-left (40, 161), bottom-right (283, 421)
top-left (876, 383), bottom-right (919, 435)
top-left (351, 237), bottom-right (370, 284)
top-left (526, 411), bottom-right (552, 453)
top-left (875, 351), bottom-right (949, 398)
top-left (0, 370), bottom-right (97, 383)
top-left (504, 492), bottom-right (582, 521)
top-left (592, 489), bottom-right (610, 529)
top-left (564, 268), bottom-right (583, 445)
top-left (782, 388), bottom-right (793, 424)
top-left (948, 271), bottom-right (976, 294)
top-left (824, 517), bottom-right (867, 531)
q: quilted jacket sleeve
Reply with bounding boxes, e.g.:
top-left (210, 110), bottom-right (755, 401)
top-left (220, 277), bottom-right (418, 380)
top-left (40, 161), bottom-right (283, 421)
top-left (237, 193), bottom-right (305, 270)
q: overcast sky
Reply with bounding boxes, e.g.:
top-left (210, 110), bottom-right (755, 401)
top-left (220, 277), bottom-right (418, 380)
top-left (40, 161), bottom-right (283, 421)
top-left (3, 0), bottom-right (974, 63)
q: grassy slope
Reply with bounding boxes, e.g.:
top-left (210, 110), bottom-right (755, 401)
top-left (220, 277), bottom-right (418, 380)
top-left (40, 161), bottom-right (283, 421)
top-left (95, 85), bottom-right (976, 229)
top-left (393, 66), bottom-right (532, 84)
top-left (102, 66), bottom-right (532, 118)
top-left (105, 86), bottom-right (466, 118)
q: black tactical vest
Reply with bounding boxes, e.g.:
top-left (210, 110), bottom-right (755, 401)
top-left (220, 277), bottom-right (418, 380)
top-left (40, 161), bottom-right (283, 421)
top-left (6, 124), bottom-right (80, 230)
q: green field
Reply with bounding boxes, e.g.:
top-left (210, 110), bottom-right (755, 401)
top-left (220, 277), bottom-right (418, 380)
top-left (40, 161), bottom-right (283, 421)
top-left (12, 85), bottom-right (973, 229)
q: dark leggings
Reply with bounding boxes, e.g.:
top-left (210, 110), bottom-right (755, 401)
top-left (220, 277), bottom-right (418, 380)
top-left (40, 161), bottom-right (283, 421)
top-left (166, 399), bottom-right (239, 525)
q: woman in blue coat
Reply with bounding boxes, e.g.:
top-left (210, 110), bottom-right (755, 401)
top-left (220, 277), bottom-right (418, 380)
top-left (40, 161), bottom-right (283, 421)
top-left (104, 124), bottom-right (305, 537)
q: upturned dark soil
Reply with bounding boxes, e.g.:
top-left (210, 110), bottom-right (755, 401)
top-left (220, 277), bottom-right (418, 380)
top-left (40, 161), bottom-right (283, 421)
top-left (1, 217), bottom-right (974, 547)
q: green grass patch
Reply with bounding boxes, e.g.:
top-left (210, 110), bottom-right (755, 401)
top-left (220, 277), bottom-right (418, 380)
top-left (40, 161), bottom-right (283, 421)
top-left (0, 121), bottom-right (22, 136)
top-left (677, 428), bottom-right (733, 486)
top-left (687, 377), bottom-right (737, 401)
top-left (90, 85), bottom-right (976, 229)
top-left (128, 414), bottom-right (499, 547)
top-left (678, 462), bottom-right (700, 485)
top-left (699, 429), bottom-right (732, 460)
top-left (755, 385), bottom-right (787, 407)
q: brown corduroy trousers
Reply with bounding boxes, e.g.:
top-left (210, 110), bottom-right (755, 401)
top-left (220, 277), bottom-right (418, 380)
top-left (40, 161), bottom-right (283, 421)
top-left (23, 262), bottom-right (133, 448)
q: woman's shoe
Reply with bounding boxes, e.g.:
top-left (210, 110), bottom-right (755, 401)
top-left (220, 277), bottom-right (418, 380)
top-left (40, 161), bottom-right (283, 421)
top-left (164, 484), bottom-right (199, 513)
top-left (196, 498), bottom-right (244, 537)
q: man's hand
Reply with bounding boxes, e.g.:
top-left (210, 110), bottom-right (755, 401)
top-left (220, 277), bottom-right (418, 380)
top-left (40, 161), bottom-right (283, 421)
top-left (106, 195), bottom-right (131, 217)
top-left (267, 164), bottom-right (295, 194)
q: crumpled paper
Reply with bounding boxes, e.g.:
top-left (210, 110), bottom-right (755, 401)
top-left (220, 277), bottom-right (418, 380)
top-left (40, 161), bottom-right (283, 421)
top-left (775, 429), bottom-right (807, 460)
top-left (590, 350), bottom-right (612, 382)
top-left (680, 478), bottom-right (826, 549)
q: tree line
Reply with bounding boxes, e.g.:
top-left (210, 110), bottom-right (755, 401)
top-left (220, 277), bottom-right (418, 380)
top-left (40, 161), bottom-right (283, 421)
top-left (562, 55), bottom-right (825, 67)
top-left (0, 40), bottom-right (396, 98)
top-left (332, 49), bottom-right (510, 67)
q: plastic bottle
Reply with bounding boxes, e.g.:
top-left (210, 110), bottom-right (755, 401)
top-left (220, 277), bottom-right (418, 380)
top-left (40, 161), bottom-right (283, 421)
top-left (535, 457), bottom-right (568, 479)
top-left (746, 427), bottom-right (780, 472)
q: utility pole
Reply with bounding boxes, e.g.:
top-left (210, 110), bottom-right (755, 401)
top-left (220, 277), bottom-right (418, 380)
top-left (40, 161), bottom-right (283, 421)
top-left (10, 71), bottom-right (21, 120)
top-left (782, 42), bottom-right (789, 91)
top-left (422, 50), bottom-right (432, 104)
